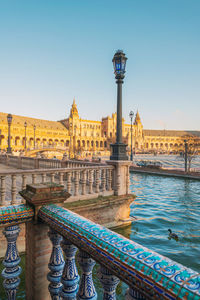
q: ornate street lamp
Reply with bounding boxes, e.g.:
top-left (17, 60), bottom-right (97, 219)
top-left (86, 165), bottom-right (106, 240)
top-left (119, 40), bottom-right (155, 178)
top-left (33, 125), bottom-right (36, 149)
top-left (7, 113), bottom-right (12, 154)
top-left (24, 121), bottom-right (27, 150)
top-left (129, 111), bottom-right (134, 161)
top-left (110, 50), bottom-right (128, 160)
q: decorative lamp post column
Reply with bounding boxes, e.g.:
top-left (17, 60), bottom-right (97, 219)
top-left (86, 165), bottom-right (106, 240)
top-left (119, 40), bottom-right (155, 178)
top-left (7, 113), bottom-right (12, 154)
top-left (129, 111), bottom-right (134, 161)
top-left (33, 125), bottom-right (36, 149)
top-left (184, 139), bottom-right (188, 172)
top-left (24, 121), bottom-right (27, 150)
top-left (110, 50), bottom-right (128, 160)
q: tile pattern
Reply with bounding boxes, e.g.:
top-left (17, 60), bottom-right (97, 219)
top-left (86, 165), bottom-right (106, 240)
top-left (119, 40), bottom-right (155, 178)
top-left (0, 204), bottom-right (34, 225)
top-left (39, 204), bottom-right (200, 300)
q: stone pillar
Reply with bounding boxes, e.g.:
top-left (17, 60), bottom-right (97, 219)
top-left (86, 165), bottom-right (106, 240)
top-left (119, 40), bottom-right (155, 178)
top-left (19, 183), bottom-right (70, 300)
top-left (25, 222), bottom-right (51, 300)
top-left (106, 161), bottom-right (131, 196)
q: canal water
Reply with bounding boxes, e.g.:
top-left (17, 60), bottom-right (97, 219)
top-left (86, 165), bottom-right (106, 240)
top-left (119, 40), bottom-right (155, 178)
top-left (133, 154), bottom-right (200, 171)
top-left (0, 172), bottom-right (200, 299)
top-left (117, 172), bottom-right (200, 272)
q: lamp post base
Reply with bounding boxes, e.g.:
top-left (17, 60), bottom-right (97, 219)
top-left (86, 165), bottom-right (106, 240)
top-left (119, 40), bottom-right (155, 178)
top-left (110, 143), bottom-right (128, 161)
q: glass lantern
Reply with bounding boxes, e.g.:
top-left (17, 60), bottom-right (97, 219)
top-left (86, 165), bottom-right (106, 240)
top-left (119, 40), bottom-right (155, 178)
top-left (112, 50), bottom-right (127, 77)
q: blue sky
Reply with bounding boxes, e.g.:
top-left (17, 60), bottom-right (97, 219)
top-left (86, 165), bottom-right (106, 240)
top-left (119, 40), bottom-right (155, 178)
top-left (0, 0), bottom-right (200, 130)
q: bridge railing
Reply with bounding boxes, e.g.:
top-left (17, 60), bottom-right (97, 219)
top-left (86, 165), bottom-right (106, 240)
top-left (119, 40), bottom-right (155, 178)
top-left (0, 154), bottom-right (103, 170)
top-left (0, 165), bottom-right (115, 206)
top-left (1, 202), bottom-right (199, 300)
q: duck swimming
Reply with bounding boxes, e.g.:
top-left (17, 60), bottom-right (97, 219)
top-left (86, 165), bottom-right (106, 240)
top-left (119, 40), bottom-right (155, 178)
top-left (168, 229), bottom-right (178, 240)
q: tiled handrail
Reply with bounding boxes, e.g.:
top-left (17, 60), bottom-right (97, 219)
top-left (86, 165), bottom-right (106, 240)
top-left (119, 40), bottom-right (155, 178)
top-left (0, 165), bottom-right (114, 206)
top-left (39, 204), bottom-right (200, 300)
top-left (0, 204), bottom-right (34, 226)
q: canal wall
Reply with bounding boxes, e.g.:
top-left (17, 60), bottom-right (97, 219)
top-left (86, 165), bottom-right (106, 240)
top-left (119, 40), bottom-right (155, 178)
top-left (130, 166), bottom-right (200, 180)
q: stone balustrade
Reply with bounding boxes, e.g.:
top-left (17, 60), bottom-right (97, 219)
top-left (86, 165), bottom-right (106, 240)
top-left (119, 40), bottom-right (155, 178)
top-left (0, 203), bottom-right (200, 300)
top-left (0, 165), bottom-right (115, 206)
top-left (0, 154), bottom-right (103, 170)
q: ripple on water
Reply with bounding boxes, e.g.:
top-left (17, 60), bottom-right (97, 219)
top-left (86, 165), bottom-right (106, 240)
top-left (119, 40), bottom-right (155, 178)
top-left (117, 173), bottom-right (200, 273)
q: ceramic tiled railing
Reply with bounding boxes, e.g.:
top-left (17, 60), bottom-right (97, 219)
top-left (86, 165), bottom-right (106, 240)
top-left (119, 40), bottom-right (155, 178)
top-left (1, 204), bottom-right (199, 300)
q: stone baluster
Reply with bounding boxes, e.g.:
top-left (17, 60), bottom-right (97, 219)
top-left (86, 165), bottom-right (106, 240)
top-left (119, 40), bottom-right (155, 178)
top-left (11, 174), bottom-right (17, 205)
top-left (42, 173), bottom-right (46, 184)
top-left (1, 225), bottom-right (22, 300)
top-left (93, 170), bottom-right (96, 185)
top-left (59, 172), bottom-right (64, 185)
top-left (61, 239), bottom-right (80, 299)
top-left (88, 170), bottom-right (93, 194)
top-left (97, 266), bottom-right (120, 300)
top-left (47, 228), bottom-right (65, 299)
top-left (32, 174), bottom-right (36, 184)
top-left (66, 172), bottom-right (72, 194)
top-left (74, 171), bottom-right (79, 196)
top-left (77, 250), bottom-right (97, 300)
top-left (126, 287), bottom-right (146, 300)
top-left (81, 170), bottom-right (86, 195)
top-left (86, 170), bottom-right (89, 185)
top-left (22, 174), bottom-right (27, 190)
top-left (51, 173), bottom-right (55, 183)
top-left (95, 169), bottom-right (100, 194)
top-left (107, 169), bottom-right (112, 191)
top-left (21, 174), bottom-right (27, 204)
top-left (1, 175), bottom-right (6, 206)
top-left (101, 169), bottom-right (106, 192)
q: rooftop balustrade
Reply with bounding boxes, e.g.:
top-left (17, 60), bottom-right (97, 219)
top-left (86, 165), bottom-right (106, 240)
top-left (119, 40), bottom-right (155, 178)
top-left (0, 202), bottom-right (200, 300)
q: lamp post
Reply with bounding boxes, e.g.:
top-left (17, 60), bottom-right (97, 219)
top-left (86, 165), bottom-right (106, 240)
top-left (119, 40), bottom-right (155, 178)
top-left (33, 125), bottom-right (36, 149)
top-left (24, 122), bottom-right (27, 150)
top-left (129, 111), bottom-right (134, 161)
top-left (7, 113), bottom-right (12, 154)
top-left (110, 50), bottom-right (128, 160)
top-left (184, 139), bottom-right (188, 172)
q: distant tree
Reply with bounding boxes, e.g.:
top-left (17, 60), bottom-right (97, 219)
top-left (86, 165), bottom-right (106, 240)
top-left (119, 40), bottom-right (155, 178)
top-left (179, 138), bottom-right (200, 172)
